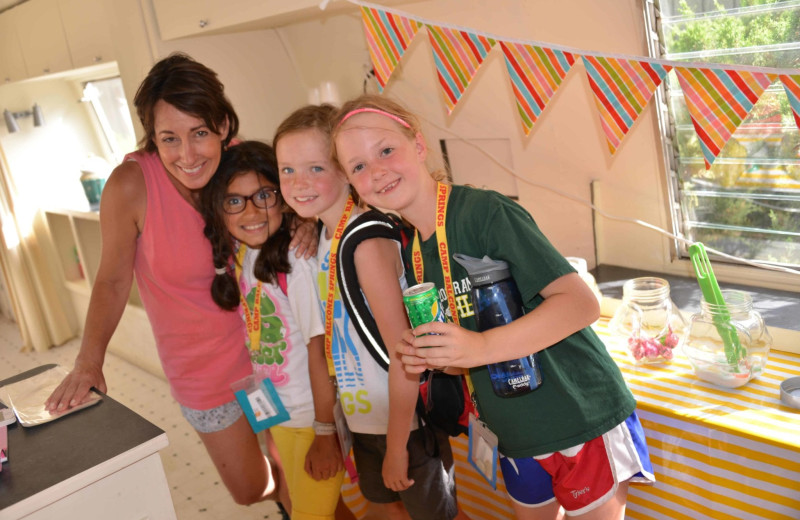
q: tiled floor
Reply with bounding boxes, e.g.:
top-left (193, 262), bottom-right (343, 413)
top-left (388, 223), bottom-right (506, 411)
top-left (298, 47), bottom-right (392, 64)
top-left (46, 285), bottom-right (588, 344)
top-left (0, 317), bottom-right (284, 519)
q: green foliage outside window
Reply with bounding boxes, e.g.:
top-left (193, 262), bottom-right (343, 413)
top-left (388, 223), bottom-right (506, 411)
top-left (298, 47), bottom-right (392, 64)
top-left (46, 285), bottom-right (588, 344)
top-left (660, 0), bottom-right (800, 265)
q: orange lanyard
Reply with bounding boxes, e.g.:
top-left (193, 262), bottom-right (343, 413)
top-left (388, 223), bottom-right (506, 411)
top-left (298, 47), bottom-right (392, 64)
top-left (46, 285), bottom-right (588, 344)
top-left (323, 196), bottom-right (356, 378)
top-left (410, 183), bottom-right (477, 402)
top-left (235, 245), bottom-right (262, 351)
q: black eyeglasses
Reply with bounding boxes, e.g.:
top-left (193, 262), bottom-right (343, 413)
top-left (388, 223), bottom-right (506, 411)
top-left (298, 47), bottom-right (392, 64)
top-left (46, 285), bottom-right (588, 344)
top-left (222, 188), bottom-right (280, 214)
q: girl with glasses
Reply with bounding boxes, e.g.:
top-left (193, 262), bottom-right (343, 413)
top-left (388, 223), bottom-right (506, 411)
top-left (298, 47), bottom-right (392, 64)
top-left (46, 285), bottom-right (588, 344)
top-left (201, 140), bottom-right (348, 520)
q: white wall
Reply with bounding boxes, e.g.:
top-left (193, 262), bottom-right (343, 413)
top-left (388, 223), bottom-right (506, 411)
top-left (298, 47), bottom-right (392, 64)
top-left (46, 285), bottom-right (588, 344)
top-left (279, 0), bottom-right (669, 271)
top-left (0, 77), bottom-right (104, 212)
top-left (1, 0), bottom-right (795, 292)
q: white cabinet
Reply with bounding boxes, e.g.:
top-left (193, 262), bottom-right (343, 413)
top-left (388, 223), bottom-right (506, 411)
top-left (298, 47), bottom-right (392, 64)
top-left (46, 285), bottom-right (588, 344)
top-left (13, 0), bottom-right (73, 76)
top-left (59, 0), bottom-right (116, 68)
top-left (0, 13), bottom-right (28, 84)
top-left (45, 210), bottom-right (164, 380)
top-left (151, 0), bottom-right (402, 40)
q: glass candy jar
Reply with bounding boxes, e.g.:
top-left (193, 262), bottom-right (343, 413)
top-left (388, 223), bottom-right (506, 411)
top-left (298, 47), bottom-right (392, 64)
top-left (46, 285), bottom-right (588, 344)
top-left (681, 290), bottom-right (771, 388)
top-left (609, 277), bottom-right (687, 363)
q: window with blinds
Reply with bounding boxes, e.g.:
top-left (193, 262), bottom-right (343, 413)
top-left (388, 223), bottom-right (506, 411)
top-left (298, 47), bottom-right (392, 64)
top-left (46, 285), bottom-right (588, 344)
top-left (646, 0), bottom-right (800, 267)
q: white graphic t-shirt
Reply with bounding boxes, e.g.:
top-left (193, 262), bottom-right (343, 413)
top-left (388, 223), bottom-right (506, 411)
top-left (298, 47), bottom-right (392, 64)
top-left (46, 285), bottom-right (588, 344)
top-left (317, 216), bottom-right (407, 435)
top-left (239, 246), bottom-right (323, 428)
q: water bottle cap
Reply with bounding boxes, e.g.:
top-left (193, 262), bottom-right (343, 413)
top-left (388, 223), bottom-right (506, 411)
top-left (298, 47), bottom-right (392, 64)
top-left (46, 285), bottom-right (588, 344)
top-left (452, 253), bottom-right (510, 286)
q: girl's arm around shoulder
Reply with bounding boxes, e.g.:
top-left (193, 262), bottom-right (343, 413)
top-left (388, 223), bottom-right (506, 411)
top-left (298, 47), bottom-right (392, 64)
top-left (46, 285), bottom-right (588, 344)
top-left (404, 272), bottom-right (600, 369)
top-left (45, 160), bottom-right (146, 412)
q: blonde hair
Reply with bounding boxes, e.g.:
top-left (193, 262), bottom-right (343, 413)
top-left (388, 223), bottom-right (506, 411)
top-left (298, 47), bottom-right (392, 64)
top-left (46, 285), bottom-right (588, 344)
top-left (331, 94), bottom-right (447, 182)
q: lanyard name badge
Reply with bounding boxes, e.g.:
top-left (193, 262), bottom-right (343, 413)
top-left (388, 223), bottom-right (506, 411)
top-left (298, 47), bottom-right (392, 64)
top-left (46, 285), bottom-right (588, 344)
top-left (411, 183), bottom-right (499, 486)
top-left (231, 245), bottom-right (290, 433)
top-left (324, 197), bottom-right (359, 483)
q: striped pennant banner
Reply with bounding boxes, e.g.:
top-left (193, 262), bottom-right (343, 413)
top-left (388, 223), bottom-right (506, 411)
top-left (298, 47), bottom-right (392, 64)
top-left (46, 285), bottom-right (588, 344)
top-left (675, 67), bottom-right (777, 169)
top-left (581, 56), bottom-right (672, 155)
top-left (500, 41), bottom-right (576, 136)
top-left (360, 6), bottom-right (422, 91)
top-left (779, 74), bottom-right (800, 131)
top-left (426, 24), bottom-right (496, 113)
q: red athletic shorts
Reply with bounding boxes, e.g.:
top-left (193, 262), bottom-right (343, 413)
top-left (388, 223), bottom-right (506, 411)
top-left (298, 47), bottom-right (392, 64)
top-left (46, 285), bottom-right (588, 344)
top-left (499, 413), bottom-right (655, 516)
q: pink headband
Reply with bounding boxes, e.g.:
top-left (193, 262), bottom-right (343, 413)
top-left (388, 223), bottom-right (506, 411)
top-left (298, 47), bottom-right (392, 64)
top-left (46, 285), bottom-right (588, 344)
top-left (336, 107), bottom-right (411, 129)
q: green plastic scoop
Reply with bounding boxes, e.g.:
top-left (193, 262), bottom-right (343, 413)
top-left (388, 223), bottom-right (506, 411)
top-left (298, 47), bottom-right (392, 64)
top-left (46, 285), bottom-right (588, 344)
top-left (688, 243), bottom-right (744, 369)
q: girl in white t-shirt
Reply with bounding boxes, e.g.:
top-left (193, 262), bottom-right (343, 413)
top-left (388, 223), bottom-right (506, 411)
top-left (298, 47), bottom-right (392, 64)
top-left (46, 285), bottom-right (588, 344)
top-left (201, 140), bottom-right (347, 520)
top-left (275, 105), bottom-right (465, 520)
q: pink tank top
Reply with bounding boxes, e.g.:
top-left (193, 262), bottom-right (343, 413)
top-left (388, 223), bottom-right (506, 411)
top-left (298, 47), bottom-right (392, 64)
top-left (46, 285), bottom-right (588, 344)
top-left (129, 150), bottom-right (251, 410)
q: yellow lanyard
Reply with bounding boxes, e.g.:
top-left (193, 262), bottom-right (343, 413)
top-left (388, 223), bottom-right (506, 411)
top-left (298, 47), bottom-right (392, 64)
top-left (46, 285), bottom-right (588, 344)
top-left (324, 196), bottom-right (356, 378)
top-left (234, 245), bottom-right (262, 352)
top-left (411, 182), bottom-right (459, 326)
top-left (410, 183), bottom-right (477, 404)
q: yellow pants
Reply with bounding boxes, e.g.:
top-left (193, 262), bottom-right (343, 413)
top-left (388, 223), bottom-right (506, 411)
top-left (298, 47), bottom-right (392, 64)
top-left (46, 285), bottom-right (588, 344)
top-left (270, 425), bottom-right (345, 520)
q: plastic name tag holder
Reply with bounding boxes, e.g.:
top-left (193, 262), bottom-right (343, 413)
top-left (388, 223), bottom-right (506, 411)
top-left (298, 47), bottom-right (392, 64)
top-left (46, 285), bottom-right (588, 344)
top-left (231, 375), bottom-right (289, 434)
top-left (468, 414), bottom-right (498, 489)
top-left (0, 365), bottom-right (102, 427)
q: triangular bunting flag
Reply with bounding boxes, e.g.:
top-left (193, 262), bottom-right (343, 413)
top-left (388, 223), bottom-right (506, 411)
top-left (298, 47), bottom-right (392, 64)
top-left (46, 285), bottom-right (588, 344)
top-left (426, 25), bottom-right (496, 113)
top-left (500, 42), bottom-right (576, 136)
top-left (779, 74), bottom-right (800, 131)
top-left (675, 67), bottom-right (776, 169)
top-left (581, 56), bottom-right (671, 155)
top-left (360, 6), bottom-right (422, 91)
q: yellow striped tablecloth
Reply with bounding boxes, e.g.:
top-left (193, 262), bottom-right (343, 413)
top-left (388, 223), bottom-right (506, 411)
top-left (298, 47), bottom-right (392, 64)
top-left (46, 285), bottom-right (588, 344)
top-left (596, 318), bottom-right (800, 520)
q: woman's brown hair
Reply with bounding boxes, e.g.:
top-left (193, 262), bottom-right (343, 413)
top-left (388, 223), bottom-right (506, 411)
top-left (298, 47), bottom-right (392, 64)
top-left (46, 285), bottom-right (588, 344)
top-left (134, 52), bottom-right (239, 153)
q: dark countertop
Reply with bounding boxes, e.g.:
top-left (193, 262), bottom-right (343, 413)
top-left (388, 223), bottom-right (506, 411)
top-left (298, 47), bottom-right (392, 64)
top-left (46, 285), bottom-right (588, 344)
top-left (593, 265), bottom-right (800, 332)
top-left (0, 364), bottom-right (166, 510)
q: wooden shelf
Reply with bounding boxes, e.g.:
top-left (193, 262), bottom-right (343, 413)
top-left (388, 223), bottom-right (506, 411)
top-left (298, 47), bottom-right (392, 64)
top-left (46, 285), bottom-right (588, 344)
top-left (45, 209), bottom-right (164, 380)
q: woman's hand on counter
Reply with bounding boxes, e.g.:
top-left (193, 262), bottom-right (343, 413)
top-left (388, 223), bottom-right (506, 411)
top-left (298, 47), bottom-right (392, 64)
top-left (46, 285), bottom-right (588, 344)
top-left (44, 360), bottom-right (107, 413)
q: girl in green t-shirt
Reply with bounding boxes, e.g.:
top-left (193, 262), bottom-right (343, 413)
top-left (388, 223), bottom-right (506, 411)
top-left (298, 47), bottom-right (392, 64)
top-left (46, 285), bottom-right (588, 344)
top-left (331, 95), bottom-right (655, 520)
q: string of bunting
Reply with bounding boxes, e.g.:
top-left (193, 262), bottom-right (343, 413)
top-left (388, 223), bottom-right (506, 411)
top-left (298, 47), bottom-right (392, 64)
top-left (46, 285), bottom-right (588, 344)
top-left (352, 0), bottom-right (800, 168)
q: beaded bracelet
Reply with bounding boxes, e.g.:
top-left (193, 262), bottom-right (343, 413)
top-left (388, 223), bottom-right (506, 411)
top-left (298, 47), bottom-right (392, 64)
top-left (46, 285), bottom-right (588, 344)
top-left (312, 420), bottom-right (337, 436)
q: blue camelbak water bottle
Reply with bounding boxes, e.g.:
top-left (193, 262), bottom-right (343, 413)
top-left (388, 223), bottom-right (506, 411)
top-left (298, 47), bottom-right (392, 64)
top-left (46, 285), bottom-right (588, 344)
top-left (453, 254), bottom-right (542, 398)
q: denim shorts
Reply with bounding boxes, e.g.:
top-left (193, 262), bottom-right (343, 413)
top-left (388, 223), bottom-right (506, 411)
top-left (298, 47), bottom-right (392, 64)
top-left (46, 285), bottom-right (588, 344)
top-left (179, 400), bottom-right (243, 434)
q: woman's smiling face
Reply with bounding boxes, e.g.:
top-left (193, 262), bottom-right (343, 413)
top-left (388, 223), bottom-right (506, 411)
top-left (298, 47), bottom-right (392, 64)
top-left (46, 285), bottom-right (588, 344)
top-left (153, 100), bottom-right (228, 201)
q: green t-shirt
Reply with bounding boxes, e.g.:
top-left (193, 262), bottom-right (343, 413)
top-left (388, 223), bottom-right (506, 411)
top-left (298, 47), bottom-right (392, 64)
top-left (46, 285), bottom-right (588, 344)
top-left (404, 185), bottom-right (636, 457)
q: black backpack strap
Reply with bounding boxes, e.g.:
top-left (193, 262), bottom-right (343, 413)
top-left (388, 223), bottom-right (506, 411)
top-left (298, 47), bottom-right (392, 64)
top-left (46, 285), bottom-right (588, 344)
top-left (336, 210), bottom-right (402, 372)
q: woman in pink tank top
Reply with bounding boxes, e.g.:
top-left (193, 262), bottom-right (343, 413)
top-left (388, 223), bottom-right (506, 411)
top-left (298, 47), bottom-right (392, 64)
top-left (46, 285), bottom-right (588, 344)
top-left (44, 53), bottom-right (323, 519)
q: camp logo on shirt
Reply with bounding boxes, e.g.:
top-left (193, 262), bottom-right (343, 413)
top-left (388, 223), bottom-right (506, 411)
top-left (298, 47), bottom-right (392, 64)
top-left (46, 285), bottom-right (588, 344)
top-left (437, 275), bottom-right (475, 321)
top-left (243, 286), bottom-right (290, 386)
top-left (318, 249), bottom-right (373, 416)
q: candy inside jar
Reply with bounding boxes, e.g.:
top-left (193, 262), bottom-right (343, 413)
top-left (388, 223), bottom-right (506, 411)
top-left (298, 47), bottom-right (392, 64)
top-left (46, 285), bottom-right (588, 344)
top-left (627, 328), bottom-right (680, 361)
top-left (610, 277), bottom-right (687, 363)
